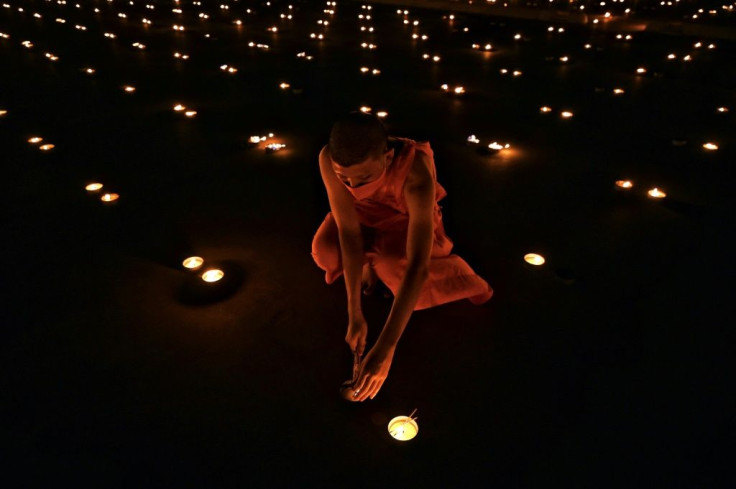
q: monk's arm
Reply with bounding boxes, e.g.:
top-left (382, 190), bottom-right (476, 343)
top-left (374, 153), bottom-right (435, 354)
top-left (318, 146), bottom-right (365, 323)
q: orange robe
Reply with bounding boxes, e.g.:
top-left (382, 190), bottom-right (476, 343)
top-left (311, 137), bottom-right (493, 310)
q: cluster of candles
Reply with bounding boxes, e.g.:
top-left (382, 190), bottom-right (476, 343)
top-left (467, 135), bottom-right (511, 155)
top-left (27, 136), bottom-right (54, 151)
top-left (85, 182), bottom-right (119, 203)
top-left (173, 104), bottom-right (197, 118)
top-left (539, 106), bottom-right (574, 119)
top-left (615, 180), bottom-right (667, 199)
top-left (182, 256), bottom-right (224, 283)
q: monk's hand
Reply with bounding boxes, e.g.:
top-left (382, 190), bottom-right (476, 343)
top-left (345, 317), bottom-right (368, 356)
top-left (352, 346), bottom-right (394, 401)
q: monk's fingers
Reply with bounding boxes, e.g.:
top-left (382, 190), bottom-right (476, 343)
top-left (369, 378), bottom-right (385, 400)
top-left (357, 379), bottom-right (378, 402)
top-left (352, 371), bottom-right (369, 396)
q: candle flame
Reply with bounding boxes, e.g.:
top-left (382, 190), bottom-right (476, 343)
top-left (85, 183), bottom-right (104, 191)
top-left (615, 180), bottom-right (633, 189)
top-left (182, 256), bottom-right (204, 270)
top-left (702, 143), bottom-right (718, 150)
top-left (524, 253), bottom-right (545, 266)
top-left (101, 193), bottom-right (119, 202)
top-left (647, 188), bottom-right (666, 198)
top-left (202, 269), bottom-right (224, 282)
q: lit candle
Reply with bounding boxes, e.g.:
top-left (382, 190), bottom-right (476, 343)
top-left (524, 253), bottom-right (545, 266)
top-left (560, 111), bottom-right (574, 118)
top-left (201, 269), bottom-right (224, 282)
top-left (376, 111), bottom-right (388, 118)
top-left (28, 137), bottom-right (43, 144)
top-left (359, 106), bottom-right (371, 113)
top-left (39, 144), bottom-right (54, 151)
top-left (702, 143), bottom-right (718, 151)
top-left (279, 82), bottom-right (291, 89)
top-left (184, 111), bottom-right (197, 117)
top-left (636, 67), bottom-right (647, 74)
top-left (467, 135), bottom-right (480, 144)
top-left (540, 106), bottom-right (552, 113)
top-left (101, 193), bottom-right (119, 202)
top-left (613, 88), bottom-right (625, 95)
top-left (123, 85), bottom-right (136, 93)
top-left (182, 256), bottom-right (204, 270)
top-left (647, 188), bottom-right (666, 199)
top-left (615, 180), bottom-right (633, 189)
top-left (0, 110), bottom-right (6, 116)
top-left (388, 415), bottom-right (418, 441)
top-left (173, 104), bottom-right (186, 111)
top-left (716, 107), bottom-right (729, 113)
top-left (85, 183), bottom-right (104, 192)
top-left (265, 143), bottom-right (286, 152)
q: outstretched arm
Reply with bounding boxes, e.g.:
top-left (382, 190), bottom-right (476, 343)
top-left (352, 151), bottom-right (435, 401)
top-left (319, 146), bottom-right (369, 354)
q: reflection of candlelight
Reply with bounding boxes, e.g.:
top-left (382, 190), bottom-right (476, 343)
top-left (647, 188), bottom-right (666, 199)
top-left (101, 193), bottom-right (119, 202)
top-left (85, 183), bottom-right (104, 192)
top-left (615, 180), bottom-right (633, 189)
top-left (702, 143), bottom-right (718, 151)
top-left (182, 256), bottom-right (204, 270)
top-left (524, 253), bottom-right (545, 266)
top-left (388, 415), bottom-right (418, 441)
top-left (201, 269), bottom-right (224, 282)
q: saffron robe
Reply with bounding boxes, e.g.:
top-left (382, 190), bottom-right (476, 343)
top-left (311, 137), bottom-right (493, 310)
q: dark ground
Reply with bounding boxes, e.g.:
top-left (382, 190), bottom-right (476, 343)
top-left (1, 1), bottom-right (734, 487)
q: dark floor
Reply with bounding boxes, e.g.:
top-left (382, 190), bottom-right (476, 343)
top-left (1, 1), bottom-right (734, 487)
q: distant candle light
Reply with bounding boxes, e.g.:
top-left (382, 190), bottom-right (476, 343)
top-left (561, 111), bottom-right (574, 118)
top-left (702, 142), bottom-right (718, 151)
top-left (540, 106), bottom-right (552, 113)
top-left (39, 144), bottom-right (54, 151)
top-left (201, 269), bottom-right (224, 282)
top-left (85, 183), bottom-right (104, 192)
top-left (28, 137), bottom-right (43, 144)
top-left (182, 256), bottom-right (204, 270)
top-left (615, 180), bottom-right (633, 189)
top-left (647, 188), bottom-right (666, 199)
top-left (101, 193), bottom-right (119, 202)
top-left (524, 253), bottom-right (545, 266)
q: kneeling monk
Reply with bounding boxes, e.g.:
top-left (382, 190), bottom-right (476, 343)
top-left (312, 111), bottom-right (493, 401)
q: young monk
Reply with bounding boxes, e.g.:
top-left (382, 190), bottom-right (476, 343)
top-left (312, 111), bottom-right (493, 402)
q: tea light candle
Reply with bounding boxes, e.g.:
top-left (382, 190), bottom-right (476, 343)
top-left (524, 253), bottom-right (545, 266)
top-left (702, 143), bottom-right (718, 151)
top-left (182, 256), bottom-right (204, 270)
top-left (85, 183), bottom-right (103, 192)
top-left (467, 135), bottom-right (480, 144)
top-left (265, 143), bottom-right (286, 152)
top-left (388, 415), bottom-right (418, 441)
top-left (376, 111), bottom-right (388, 118)
top-left (359, 106), bottom-right (372, 113)
top-left (173, 104), bottom-right (186, 111)
top-left (123, 85), bottom-right (136, 93)
top-left (613, 88), bottom-right (625, 95)
top-left (184, 111), bottom-right (197, 117)
top-left (636, 67), bottom-right (647, 74)
top-left (560, 111), bottom-right (574, 118)
top-left (0, 110), bottom-right (7, 116)
top-left (540, 106), bottom-right (552, 113)
top-left (201, 269), bottom-right (224, 282)
top-left (101, 193), bottom-right (119, 202)
top-left (615, 180), bottom-right (633, 189)
top-left (28, 137), bottom-right (43, 144)
top-left (279, 82), bottom-right (290, 89)
top-left (647, 188), bottom-right (666, 199)
top-left (39, 144), bottom-right (54, 151)
top-left (716, 107), bottom-right (729, 113)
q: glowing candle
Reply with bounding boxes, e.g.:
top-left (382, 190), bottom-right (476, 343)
top-left (613, 88), bottom-right (624, 94)
top-left (388, 416), bottom-right (418, 441)
top-left (512, 70), bottom-right (522, 77)
top-left (0, 110), bottom-right (7, 116)
top-left (359, 106), bottom-right (371, 113)
top-left (84, 68), bottom-right (95, 74)
top-left (454, 86), bottom-right (465, 94)
top-left (560, 111), bottom-right (574, 118)
top-left (185, 111), bottom-right (197, 117)
top-left (265, 143), bottom-right (286, 152)
top-left (85, 183), bottom-right (103, 192)
top-left (279, 82), bottom-right (290, 89)
top-left (702, 143), bottom-right (718, 151)
top-left (636, 67), bottom-right (647, 74)
top-left (101, 193), bottom-right (119, 202)
top-left (123, 86), bottom-right (136, 93)
top-left (28, 137), bottom-right (43, 144)
top-left (173, 104), bottom-right (186, 111)
top-left (39, 144), bottom-right (54, 151)
top-left (467, 135), bottom-right (480, 144)
top-left (716, 107), bottom-right (729, 113)
top-left (540, 106), bottom-right (552, 113)
top-left (376, 111), bottom-right (388, 118)
top-left (201, 269), bottom-right (224, 282)
top-left (182, 256), bottom-right (204, 270)
top-left (524, 253), bottom-right (545, 266)
top-left (647, 188), bottom-right (666, 199)
top-left (615, 180), bottom-right (633, 189)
